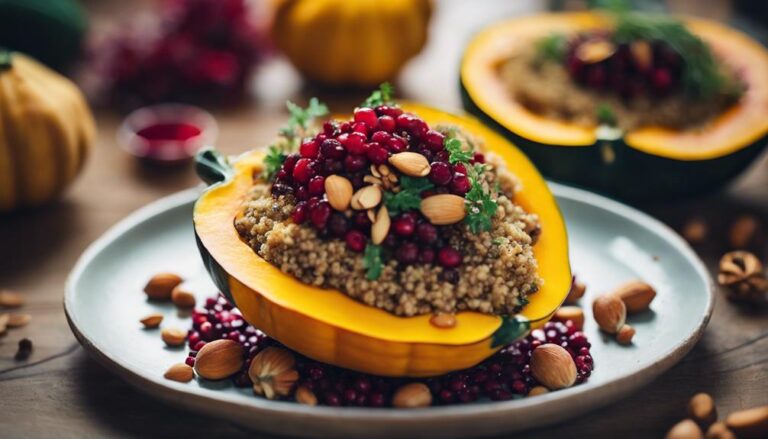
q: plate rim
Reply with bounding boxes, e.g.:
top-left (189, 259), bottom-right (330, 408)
top-left (64, 183), bottom-right (714, 433)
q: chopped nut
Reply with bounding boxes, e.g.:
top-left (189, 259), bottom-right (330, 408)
top-left (161, 328), bottom-right (187, 347)
top-left (351, 185), bottom-right (382, 210)
top-left (576, 39), bottom-right (616, 64)
top-left (0, 289), bottom-right (24, 308)
top-left (164, 363), bottom-right (194, 383)
top-left (718, 251), bottom-right (768, 303)
top-left (370, 164), bottom-right (381, 178)
top-left (363, 175), bottom-right (383, 185)
top-left (527, 386), bottom-right (549, 397)
top-left (553, 306), bottom-right (584, 330)
top-left (140, 313), bottom-right (164, 329)
top-left (631, 40), bottom-right (653, 71)
top-left (392, 383), bottom-right (432, 408)
top-left (371, 205), bottom-right (391, 245)
top-left (249, 347), bottom-right (298, 399)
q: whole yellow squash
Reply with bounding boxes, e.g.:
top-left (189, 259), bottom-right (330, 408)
top-left (0, 51), bottom-right (95, 212)
top-left (271, 0), bottom-right (432, 87)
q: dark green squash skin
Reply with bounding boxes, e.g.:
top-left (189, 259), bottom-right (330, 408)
top-left (460, 82), bottom-right (768, 202)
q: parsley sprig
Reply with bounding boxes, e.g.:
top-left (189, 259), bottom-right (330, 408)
top-left (263, 98), bottom-right (329, 180)
top-left (384, 176), bottom-right (434, 214)
top-left (464, 163), bottom-right (498, 233)
top-left (363, 243), bottom-right (383, 280)
top-left (445, 138), bottom-right (473, 164)
top-left (535, 33), bottom-right (567, 62)
top-left (360, 82), bottom-right (395, 108)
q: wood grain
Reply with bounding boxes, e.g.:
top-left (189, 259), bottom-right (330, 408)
top-left (0, 0), bottom-right (766, 437)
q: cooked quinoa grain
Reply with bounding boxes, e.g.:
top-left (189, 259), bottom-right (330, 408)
top-left (235, 153), bottom-right (541, 317)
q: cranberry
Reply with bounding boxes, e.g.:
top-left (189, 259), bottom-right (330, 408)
top-left (308, 176), bottom-right (325, 196)
top-left (185, 356), bottom-right (196, 367)
top-left (651, 67), bottom-right (673, 94)
top-left (292, 201), bottom-right (308, 224)
top-left (322, 159), bottom-right (344, 176)
top-left (416, 222), bottom-right (438, 244)
top-left (345, 230), bottom-right (367, 252)
top-left (377, 115), bottom-right (396, 132)
top-left (354, 107), bottom-right (378, 126)
top-left (309, 201), bottom-right (331, 229)
top-left (294, 185), bottom-right (309, 201)
top-left (282, 153), bottom-right (300, 174)
top-left (586, 65), bottom-right (608, 88)
top-left (429, 162), bottom-right (453, 186)
top-left (450, 174), bottom-right (471, 195)
top-left (472, 153), bottom-right (485, 164)
top-left (453, 163), bottom-right (467, 174)
top-left (437, 246), bottom-right (461, 268)
top-left (393, 215), bottom-right (416, 236)
top-left (396, 243), bottom-right (419, 264)
top-left (322, 121), bottom-right (337, 136)
top-left (366, 143), bottom-right (389, 165)
top-left (385, 136), bottom-right (408, 153)
top-left (371, 131), bottom-right (391, 144)
top-left (352, 122), bottom-right (369, 136)
top-left (344, 154), bottom-right (368, 172)
top-left (292, 158), bottom-right (315, 183)
top-left (419, 248), bottom-right (435, 264)
top-left (423, 130), bottom-right (445, 152)
top-left (328, 212), bottom-right (349, 237)
top-left (300, 139), bottom-right (319, 158)
top-left (375, 105), bottom-right (403, 118)
top-left (321, 139), bottom-right (345, 160)
top-left (345, 132), bottom-right (368, 155)
top-left (434, 150), bottom-right (450, 163)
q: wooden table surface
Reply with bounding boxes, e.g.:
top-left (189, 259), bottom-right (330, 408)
top-left (1, 1), bottom-right (766, 437)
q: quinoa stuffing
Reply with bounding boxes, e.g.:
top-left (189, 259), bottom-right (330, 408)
top-left (235, 87), bottom-right (542, 317)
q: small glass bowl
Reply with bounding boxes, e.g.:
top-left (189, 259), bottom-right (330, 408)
top-left (118, 104), bottom-right (218, 165)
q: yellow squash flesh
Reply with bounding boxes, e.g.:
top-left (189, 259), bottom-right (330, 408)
top-left (194, 103), bottom-right (571, 376)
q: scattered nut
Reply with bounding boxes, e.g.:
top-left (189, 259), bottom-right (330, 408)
top-left (564, 278), bottom-right (586, 304)
top-left (429, 313), bottom-right (456, 329)
top-left (631, 40), bottom-right (653, 71)
top-left (370, 164), bottom-right (381, 178)
top-left (295, 386), bottom-right (318, 406)
top-left (0, 313), bottom-right (8, 335)
top-left (140, 313), bottom-right (164, 329)
top-left (616, 324), bottom-right (635, 345)
top-left (420, 194), bottom-right (466, 225)
top-left (325, 175), bottom-right (354, 211)
top-left (144, 273), bottom-right (183, 300)
top-left (0, 289), bottom-right (24, 308)
top-left (363, 175), bottom-right (383, 186)
top-left (688, 393), bottom-right (717, 428)
top-left (682, 218), bottom-right (708, 244)
top-left (249, 347), bottom-right (299, 399)
top-left (15, 338), bottom-right (33, 361)
top-left (718, 251), bottom-right (768, 303)
top-left (371, 205), bottom-right (391, 245)
top-left (666, 419), bottom-right (703, 439)
top-left (725, 405), bottom-right (768, 439)
top-left (527, 386), bottom-right (549, 397)
top-left (7, 313), bottom-right (31, 328)
top-left (194, 339), bottom-right (245, 380)
top-left (553, 306), bottom-right (584, 330)
top-left (530, 344), bottom-right (577, 390)
top-left (351, 185), bottom-right (382, 210)
top-left (378, 164), bottom-right (391, 176)
top-left (161, 328), bottom-right (187, 347)
top-left (388, 152), bottom-right (431, 177)
top-left (392, 383), bottom-right (432, 408)
top-left (706, 422), bottom-right (736, 439)
top-left (171, 286), bottom-right (196, 308)
top-left (164, 363), bottom-right (195, 383)
top-left (592, 294), bottom-right (626, 334)
top-left (728, 215), bottom-right (761, 250)
top-left (576, 39), bottom-right (617, 64)
top-left (611, 280), bottom-right (657, 314)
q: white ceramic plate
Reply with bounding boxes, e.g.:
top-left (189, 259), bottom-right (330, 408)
top-left (65, 184), bottom-right (713, 438)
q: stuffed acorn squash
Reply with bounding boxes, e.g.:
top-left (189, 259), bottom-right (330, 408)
top-left (194, 93), bottom-right (570, 377)
top-left (461, 12), bottom-right (768, 201)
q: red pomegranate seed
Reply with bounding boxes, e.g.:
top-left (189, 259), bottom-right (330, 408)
top-left (651, 67), bottom-right (672, 93)
top-left (416, 222), bottom-right (438, 244)
top-left (310, 201), bottom-right (331, 229)
top-left (322, 121), bottom-right (337, 136)
top-left (339, 122), bottom-right (352, 133)
top-left (366, 143), bottom-right (389, 165)
top-left (423, 130), bottom-right (445, 152)
top-left (429, 162), bottom-right (453, 186)
top-left (321, 139), bottom-right (346, 160)
top-left (393, 215), bottom-right (416, 236)
top-left (450, 174), bottom-right (471, 195)
top-left (308, 175), bottom-right (325, 196)
top-left (345, 230), bottom-right (367, 252)
top-left (385, 136), bottom-right (408, 153)
top-left (344, 154), bottom-right (368, 172)
top-left (395, 242), bottom-right (419, 264)
top-left (419, 248), bottom-right (435, 264)
top-left (282, 153), bottom-right (300, 174)
top-left (351, 122), bottom-right (370, 136)
top-left (354, 107), bottom-right (378, 127)
top-left (438, 246), bottom-right (461, 268)
top-left (352, 211), bottom-right (372, 230)
top-left (294, 185), bottom-right (309, 201)
top-left (371, 131), bottom-right (391, 144)
top-left (377, 115), bottom-right (396, 132)
top-left (375, 105), bottom-right (403, 118)
top-left (345, 132), bottom-right (368, 155)
top-left (435, 150), bottom-right (450, 163)
top-left (185, 356), bottom-right (196, 367)
top-left (292, 158), bottom-right (315, 183)
top-left (328, 212), bottom-right (349, 237)
top-left (453, 163), bottom-right (467, 174)
top-left (586, 65), bottom-right (607, 88)
top-left (292, 201), bottom-right (308, 224)
top-left (472, 153), bottom-right (485, 163)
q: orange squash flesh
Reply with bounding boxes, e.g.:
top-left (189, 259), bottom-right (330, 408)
top-left (194, 103), bottom-right (571, 377)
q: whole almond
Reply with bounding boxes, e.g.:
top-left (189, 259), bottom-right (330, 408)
top-left (611, 281), bottom-right (656, 314)
top-left (554, 306), bottom-right (584, 330)
top-left (388, 152), bottom-right (431, 177)
top-left (0, 313), bottom-right (8, 335)
top-left (371, 206), bottom-right (391, 245)
top-left (164, 363), bottom-right (194, 383)
top-left (420, 194), bottom-right (466, 225)
top-left (616, 324), bottom-right (636, 345)
top-left (161, 328), bottom-right (187, 347)
top-left (295, 386), bottom-right (318, 406)
top-left (351, 185), bottom-right (382, 210)
top-left (528, 386), bottom-right (549, 397)
top-left (530, 344), bottom-right (577, 390)
top-left (0, 290), bottom-right (24, 308)
top-left (392, 383), bottom-right (432, 408)
top-left (325, 175), bottom-right (353, 211)
top-left (725, 405), bottom-right (768, 438)
top-left (666, 419), bottom-right (703, 439)
top-left (194, 339), bottom-right (245, 380)
top-left (144, 273), bottom-right (183, 300)
top-left (564, 278), bottom-right (586, 304)
top-left (593, 294), bottom-right (626, 334)
top-left (706, 422), bottom-right (736, 439)
top-left (140, 313), bottom-right (163, 329)
top-left (171, 286), bottom-right (196, 308)
top-left (429, 313), bottom-right (456, 329)
top-left (689, 393), bottom-right (717, 428)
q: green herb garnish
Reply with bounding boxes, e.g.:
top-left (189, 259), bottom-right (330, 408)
top-left (596, 104), bottom-right (617, 126)
top-left (360, 82), bottom-right (395, 108)
top-left (384, 176), bottom-right (434, 214)
top-left (464, 177), bottom-right (498, 234)
top-left (278, 97), bottom-right (329, 144)
top-left (263, 145), bottom-right (287, 181)
top-left (445, 138), bottom-right (473, 164)
top-left (536, 33), bottom-right (568, 62)
top-left (363, 243), bottom-right (383, 280)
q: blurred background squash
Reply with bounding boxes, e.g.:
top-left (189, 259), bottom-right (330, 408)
top-left (271, 0), bottom-right (432, 87)
top-left (0, 51), bottom-right (96, 213)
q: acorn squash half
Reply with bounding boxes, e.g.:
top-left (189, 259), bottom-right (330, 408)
top-left (193, 103), bottom-right (570, 377)
top-left (460, 12), bottom-right (768, 201)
